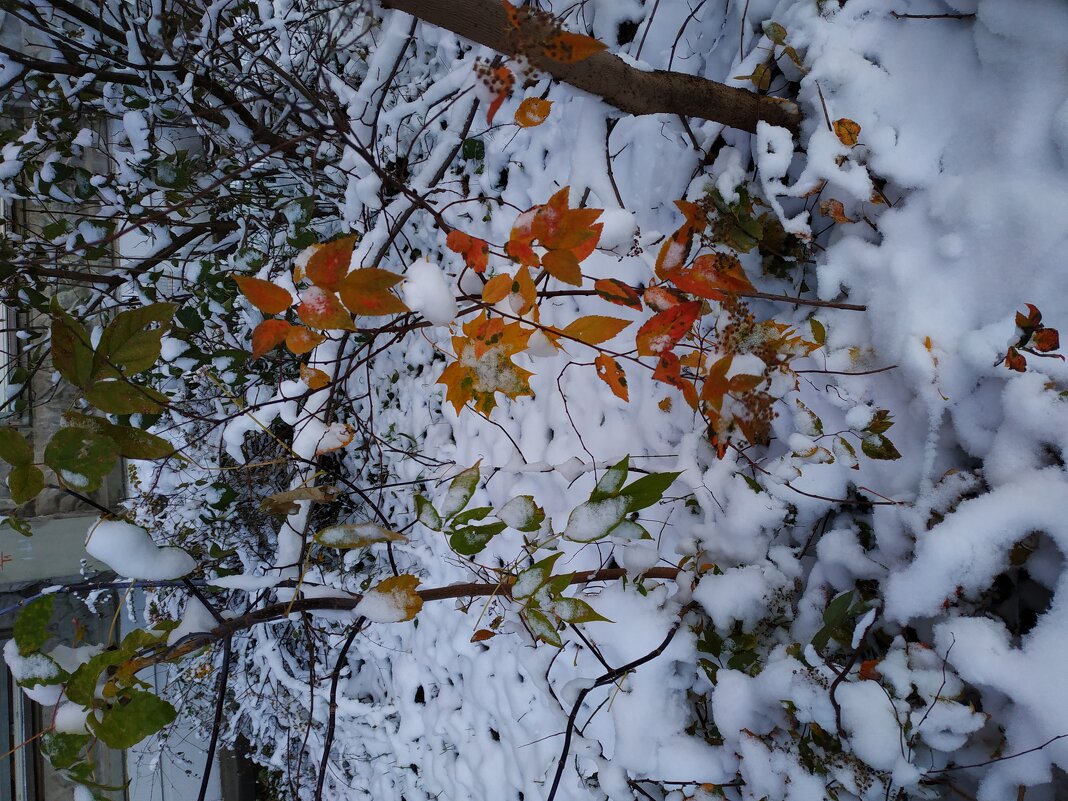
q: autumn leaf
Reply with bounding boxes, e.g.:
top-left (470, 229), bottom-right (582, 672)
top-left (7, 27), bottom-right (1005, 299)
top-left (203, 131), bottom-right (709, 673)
top-left (471, 629), bottom-right (496, 642)
top-left (306, 236), bottom-right (356, 290)
top-left (655, 200), bottom-right (705, 279)
top-left (297, 287), bottom-right (355, 330)
top-left (700, 354), bottom-right (733, 412)
top-left (635, 301), bottom-right (701, 357)
top-left (833, 117), bottom-right (861, 147)
top-left (1032, 327), bottom-right (1060, 352)
top-left (652, 352), bottom-right (698, 409)
top-left (484, 65), bottom-right (515, 125)
top-left (542, 31), bottom-right (608, 63)
top-left (315, 423), bottom-right (354, 455)
top-left (558, 315), bottom-right (630, 346)
top-left (819, 199), bottom-right (854, 224)
top-left (670, 253), bottom-right (755, 300)
top-left (594, 354), bottom-right (628, 401)
top-left (511, 265), bottom-right (537, 314)
top-left (251, 319), bottom-right (291, 360)
top-left (515, 97), bottom-right (552, 127)
top-left (300, 364), bottom-right (331, 390)
top-left (234, 276), bottom-right (293, 315)
top-left (482, 273), bottom-right (513, 304)
top-left (286, 326), bottom-right (326, 355)
top-left (438, 313), bottom-right (534, 414)
top-left (446, 230), bottom-right (490, 274)
top-left (541, 248), bottom-right (582, 285)
top-left (594, 279), bottom-right (642, 310)
top-left (361, 574), bottom-right (423, 622)
top-left (338, 268), bottom-right (409, 316)
top-left (643, 285), bottom-right (689, 312)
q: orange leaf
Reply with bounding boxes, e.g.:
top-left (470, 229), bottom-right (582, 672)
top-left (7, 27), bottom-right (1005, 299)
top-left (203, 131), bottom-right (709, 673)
top-left (438, 313), bottom-right (534, 414)
top-left (859, 659), bottom-right (880, 681)
top-left (367, 574), bottom-right (424, 621)
top-left (512, 265), bottom-right (537, 314)
top-left (654, 202), bottom-right (705, 280)
top-left (833, 117), bottom-right (861, 147)
top-left (300, 363), bottom-right (331, 390)
top-left (306, 236), bottom-right (356, 290)
top-left (594, 354), bottom-right (628, 401)
top-left (250, 319), bottom-right (291, 360)
top-left (594, 278), bottom-right (642, 310)
top-left (700, 354), bottom-right (733, 411)
top-left (819, 199), bottom-right (854, 224)
top-left (515, 97), bottom-right (552, 127)
top-left (1003, 347), bottom-right (1027, 371)
top-left (541, 249), bottom-right (582, 285)
top-left (670, 253), bottom-right (754, 300)
top-left (315, 423), bottom-right (355, 456)
top-left (1032, 327), bottom-right (1060, 352)
top-left (482, 273), bottom-right (513, 304)
top-left (447, 229), bottom-right (490, 274)
top-left (286, 326), bottom-right (326, 355)
top-left (635, 301), bottom-right (701, 357)
top-left (471, 628), bottom-right (496, 642)
top-left (484, 66), bottom-right (515, 125)
top-left (234, 276), bottom-right (293, 315)
top-left (338, 268), bottom-right (409, 316)
top-left (652, 352), bottom-right (698, 409)
top-left (643, 285), bottom-right (689, 312)
top-left (297, 287), bottom-right (356, 330)
top-left (543, 31), bottom-right (608, 63)
top-left (559, 315), bottom-right (631, 346)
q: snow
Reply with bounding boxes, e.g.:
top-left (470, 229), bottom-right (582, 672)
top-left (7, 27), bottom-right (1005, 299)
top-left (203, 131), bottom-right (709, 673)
top-left (85, 519), bottom-right (195, 580)
top-left (402, 258), bottom-right (457, 325)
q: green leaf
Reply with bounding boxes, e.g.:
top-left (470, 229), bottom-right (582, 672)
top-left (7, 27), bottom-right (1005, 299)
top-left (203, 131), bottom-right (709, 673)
top-left (619, 471), bottom-right (681, 512)
top-left (85, 380), bottom-right (168, 414)
top-left (92, 302), bottom-right (177, 380)
top-left (65, 650), bottom-right (128, 706)
top-left (50, 303), bottom-right (95, 389)
top-left (450, 521), bottom-right (507, 556)
top-left (811, 590), bottom-right (854, 652)
top-left (809, 318), bottom-right (826, 345)
top-left (589, 456), bottom-right (629, 502)
top-left (865, 410), bottom-right (894, 435)
top-left (14, 595), bottom-right (54, 655)
top-left (90, 691), bottom-right (177, 749)
top-left (552, 597), bottom-right (611, 624)
top-left (450, 506), bottom-right (493, 525)
top-left (441, 461), bottom-right (481, 518)
top-left (63, 411), bottom-right (173, 459)
top-left (861, 434), bottom-right (901, 461)
top-left (0, 426), bottom-right (33, 465)
top-left (496, 495), bottom-right (545, 532)
top-left (8, 464), bottom-right (45, 504)
top-left (512, 552), bottom-right (564, 599)
top-left (563, 497), bottom-right (628, 543)
top-left (415, 495), bottom-right (442, 531)
top-left (314, 523), bottom-right (406, 548)
top-left (2, 516), bottom-right (33, 537)
top-left (40, 732), bottom-right (91, 770)
top-left (522, 608), bottom-right (563, 647)
top-left (44, 428), bottom-right (120, 493)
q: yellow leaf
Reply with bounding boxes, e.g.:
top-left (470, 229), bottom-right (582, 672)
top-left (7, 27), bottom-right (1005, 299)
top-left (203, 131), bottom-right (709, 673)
top-left (437, 313), bottom-right (534, 414)
top-left (286, 326), bottom-right (326, 355)
top-left (362, 574), bottom-right (423, 622)
top-left (833, 117), bottom-right (861, 147)
top-left (541, 249), bottom-right (582, 285)
top-left (482, 273), bottom-right (513, 304)
top-left (559, 315), bottom-right (631, 346)
top-left (299, 363), bottom-right (331, 390)
top-left (515, 97), bottom-right (552, 127)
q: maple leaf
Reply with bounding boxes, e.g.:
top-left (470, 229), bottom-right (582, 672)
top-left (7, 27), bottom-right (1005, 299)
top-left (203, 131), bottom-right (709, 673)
top-left (541, 249), bottom-right (581, 285)
top-left (306, 236), bottom-right (356, 290)
top-left (438, 313), bottom-right (534, 414)
top-left (506, 188), bottom-right (602, 285)
top-left (700, 354), bottom-right (733, 412)
top-left (635, 301), bottom-right (701, 357)
top-left (511, 265), bottom-right (537, 314)
top-left (594, 354), bottom-right (628, 401)
top-left (515, 97), bottom-right (552, 127)
top-left (286, 326), bottom-right (326, 355)
top-left (338, 268), bottom-right (409, 316)
top-left (297, 287), bottom-right (355, 330)
top-left (670, 253), bottom-right (755, 300)
top-left (446, 230), bottom-right (490, 274)
top-left (250, 319), bottom-right (291, 360)
top-left (234, 276), bottom-right (293, 315)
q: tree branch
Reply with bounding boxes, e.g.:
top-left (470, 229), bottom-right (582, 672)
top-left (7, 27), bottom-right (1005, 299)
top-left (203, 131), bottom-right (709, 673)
top-left (379, 0), bottom-right (801, 135)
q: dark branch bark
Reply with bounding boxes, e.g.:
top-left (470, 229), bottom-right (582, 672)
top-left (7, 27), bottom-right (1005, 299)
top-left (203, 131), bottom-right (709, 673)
top-left (380, 0), bottom-right (801, 135)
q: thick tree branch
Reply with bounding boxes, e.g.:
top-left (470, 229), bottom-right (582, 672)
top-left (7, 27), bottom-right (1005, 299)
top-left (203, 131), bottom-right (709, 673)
top-left (380, 0), bottom-right (801, 135)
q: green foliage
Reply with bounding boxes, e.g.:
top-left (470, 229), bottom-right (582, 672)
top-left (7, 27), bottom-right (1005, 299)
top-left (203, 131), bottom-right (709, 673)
top-left (14, 595), bottom-right (54, 656)
top-left (90, 690), bottom-right (178, 749)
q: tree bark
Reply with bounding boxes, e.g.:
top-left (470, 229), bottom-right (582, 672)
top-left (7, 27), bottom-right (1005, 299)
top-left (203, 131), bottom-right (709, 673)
top-left (380, 0), bottom-right (801, 136)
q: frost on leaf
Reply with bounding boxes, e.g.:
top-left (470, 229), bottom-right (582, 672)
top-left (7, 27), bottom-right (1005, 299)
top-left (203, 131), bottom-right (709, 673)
top-left (514, 97), bottom-right (552, 128)
top-left (437, 314), bottom-right (534, 414)
top-left (314, 523), bottom-right (405, 548)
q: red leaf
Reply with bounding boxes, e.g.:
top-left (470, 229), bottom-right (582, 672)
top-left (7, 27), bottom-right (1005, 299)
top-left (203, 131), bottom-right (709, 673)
top-left (250, 320), bottom-right (291, 360)
top-left (594, 354), bottom-right (628, 401)
top-left (542, 31), bottom-right (608, 63)
top-left (447, 229), bottom-right (490, 274)
top-left (1003, 347), bottom-right (1027, 372)
top-left (635, 301), bottom-right (701, 357)
top-left (594, 279), bottom-right (642, 310)
top-left (1032, 327), bottom-right (1060, 352)
top-left (297, 287), bottom-right (356, 330)
top-left (643, 285), bottom-right (689, 312)
top-left (670, 253), bottom-right (754, 300)
top-left (652, 352), bottom-right (698, 408)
